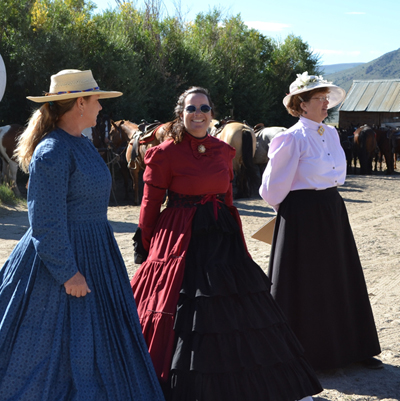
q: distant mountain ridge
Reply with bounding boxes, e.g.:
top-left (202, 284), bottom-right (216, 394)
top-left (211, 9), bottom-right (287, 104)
top-left (323, 48), bottom-right (400, 92)
top-left (321, 63), bottom-right (364, 75)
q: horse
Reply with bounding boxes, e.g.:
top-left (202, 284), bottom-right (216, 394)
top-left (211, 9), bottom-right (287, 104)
top-left (373, 127), bottom-right (395, 174)
top-left (338, 127), bottom-right (355, 173)
top-left (253, 124), bottom-right (286, 175)
top-left (82, 113), bottom-right (113, 164)
top-left (208, 119), bottom-right (219, 134)
top-left (210, 120), bottom-right (258, 198)
top-left (92, 113), bottom-right (111, 149)
top-left (82, 127), bottom-right (93, 141)
top-left (353, 125), bottom-right (377, 175)
top-left (392, 130), bottom-right (400, 170)
top-left (125, 121), bottom-right (169, 205)
top-left (0, 124), bottom-right (24, 197)
top-left (108, 120), bottom-right (139, 201)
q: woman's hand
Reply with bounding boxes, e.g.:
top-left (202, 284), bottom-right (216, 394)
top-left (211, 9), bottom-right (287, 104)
top-left (64, 271), bottom-right (91, 297)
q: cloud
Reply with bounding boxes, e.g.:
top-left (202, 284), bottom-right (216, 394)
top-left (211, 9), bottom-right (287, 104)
top-left (345, 12), bottom-right (366, 15)
top-left (245, 21), bottom-right (290, 32)
top-left (347, 51), bottom-right (362, 57)
top-left (316, 49), bottom-right (345, 56)
top-left (314, 49), bottom-right (362, 57)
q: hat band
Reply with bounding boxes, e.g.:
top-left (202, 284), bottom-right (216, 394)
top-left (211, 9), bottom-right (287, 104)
top-left (45, 86), bottom-right (100, 96)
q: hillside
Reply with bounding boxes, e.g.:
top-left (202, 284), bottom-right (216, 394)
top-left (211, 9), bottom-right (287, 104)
top-left (325, 48), bottom-right (400, 92)
top-left (321, 63), bottom-right (364, 75)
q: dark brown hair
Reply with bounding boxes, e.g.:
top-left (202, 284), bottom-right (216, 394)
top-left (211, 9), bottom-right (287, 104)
top-left (167, 87), bottom-right (215, 144)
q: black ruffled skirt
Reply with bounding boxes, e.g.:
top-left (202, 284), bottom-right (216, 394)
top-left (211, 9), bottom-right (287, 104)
top-left (268, 188), bottom-right (381, 370)
top-left (166, 200), bottom-right (322, 401)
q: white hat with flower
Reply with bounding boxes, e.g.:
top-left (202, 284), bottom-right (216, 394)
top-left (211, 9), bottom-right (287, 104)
top-left (0, 54), bottom-right (6, 102)
top-left (283, 71), bottom-right (346, 109)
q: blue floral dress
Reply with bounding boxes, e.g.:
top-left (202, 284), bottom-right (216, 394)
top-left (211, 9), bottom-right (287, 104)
top-left (0, 128), bottom-right (164, 401)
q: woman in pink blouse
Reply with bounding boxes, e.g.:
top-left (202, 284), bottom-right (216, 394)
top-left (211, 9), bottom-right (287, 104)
top-left (260, 72), bottom-right (382, 371)
top-left (131, 86), bottom-right (323, 400)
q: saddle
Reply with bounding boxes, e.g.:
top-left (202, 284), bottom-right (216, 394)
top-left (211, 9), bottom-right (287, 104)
top-left (253, 123), bottom-right (265, 134)
top-left (138, 120), bottom-right (163, 143)
top-left (127, 121), bottom-right (163, 168)
top-left (211, 118), bottom-right (252, 136)
top-left (127, 132), bottom-right (142, 169)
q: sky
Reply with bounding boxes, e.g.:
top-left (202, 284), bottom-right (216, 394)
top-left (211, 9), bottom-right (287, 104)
top-left (91, 0), bottom-right (400, 67)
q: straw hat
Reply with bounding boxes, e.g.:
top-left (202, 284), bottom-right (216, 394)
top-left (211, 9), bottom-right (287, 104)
top-left (0, 54), bottom-right (6, 102)
top-left (283, 71), bottom-right (346, 109)
top-left (27, 69), bottom-right (122, 102)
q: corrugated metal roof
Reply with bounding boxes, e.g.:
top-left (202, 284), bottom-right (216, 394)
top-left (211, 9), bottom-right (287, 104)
top-left (340, 79), bottom-right (400, 112)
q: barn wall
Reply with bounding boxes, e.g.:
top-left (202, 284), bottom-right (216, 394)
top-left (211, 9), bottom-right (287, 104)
top-left (339, 111), bottom-right (379, 128)
top-left (339, 111), bottom-right (400, 129)
top-left (379, 112), bottom-right (400, 127)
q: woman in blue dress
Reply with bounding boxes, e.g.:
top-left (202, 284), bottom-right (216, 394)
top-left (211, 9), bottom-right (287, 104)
top-left (0, 69), bottom-right (164, 401)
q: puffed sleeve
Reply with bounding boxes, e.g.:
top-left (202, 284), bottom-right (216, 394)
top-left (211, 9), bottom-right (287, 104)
top-left (28, 139), bottom-right (79, 285)
top-left (259, 132), bottom-right (301, 211)
top-left (138, 145), bottom-right (171, 251)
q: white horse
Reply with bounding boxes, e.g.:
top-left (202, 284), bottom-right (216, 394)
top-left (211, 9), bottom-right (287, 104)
top-left (253, 126), bottom-right (286, 173)
top-left (0, 124), bottom-right (24, 197)
top-left (82, 127), bottom-right (93, 141)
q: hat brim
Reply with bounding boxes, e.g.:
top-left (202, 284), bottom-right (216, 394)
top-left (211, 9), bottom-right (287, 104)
top-left (283, 83), bottom-right (346, 110)
top-left (27, 90), bottom-right (123, 103)
top-left (0, 54), bottom-right (6, 102)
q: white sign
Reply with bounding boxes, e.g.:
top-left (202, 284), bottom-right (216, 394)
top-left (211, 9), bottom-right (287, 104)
top-left (0, 54), bottom-right (6, 102)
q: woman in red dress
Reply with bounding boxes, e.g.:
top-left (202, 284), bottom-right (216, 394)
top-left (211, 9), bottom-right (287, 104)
top-left (131, 87), bottom-right (323, 401)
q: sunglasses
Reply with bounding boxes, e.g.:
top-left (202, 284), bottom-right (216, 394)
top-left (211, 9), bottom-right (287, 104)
top-left (185, 105), bottom-right (212, 113)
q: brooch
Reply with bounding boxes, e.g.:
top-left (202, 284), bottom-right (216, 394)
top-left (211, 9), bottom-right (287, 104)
top-left (317, 126), bottom-right (325, 136)
top-left (198, 144), bottom-right (206, 153)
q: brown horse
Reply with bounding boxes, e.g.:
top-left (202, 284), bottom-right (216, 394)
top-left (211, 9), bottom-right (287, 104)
top-left (373, 127), bottom-right (395, 174)
top-left (108, 120), bottom-right (139, 200)
top-left (0, 124), bottom-right (24, 196)
top-left (125, 121), bottom-right (169, 205)
top-left (92, 113), bottom-right (111, 152)
top-left (82, 113), bottom-right (113, 164)
top-left (392, 130), bottom-right (400, 169)
top-left (210, 120), bottom-right (258, 198)
top-left (353, 125), bottom-right (377, 175)
top-left (338, 127), bottom-right (356, 173)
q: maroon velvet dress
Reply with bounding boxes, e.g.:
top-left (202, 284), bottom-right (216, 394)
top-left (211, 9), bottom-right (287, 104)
top-left (131, 132), bottom-right (322, 401)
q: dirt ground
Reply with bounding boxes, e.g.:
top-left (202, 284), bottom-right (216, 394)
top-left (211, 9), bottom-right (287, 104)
top-left (1, 172), bottom-right (399, 400)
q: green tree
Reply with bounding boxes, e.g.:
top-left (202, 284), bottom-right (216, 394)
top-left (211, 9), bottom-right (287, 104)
top-left (0, 0), bottom-right (35, 124)
top-left (0, 0), bottom-right (321, 128)
top-left (0, 0), bottom-right (134, 123)
top-left (265, 34), bottom-right (321, 126)
top-left (184, 10), bottom-right (276, 125)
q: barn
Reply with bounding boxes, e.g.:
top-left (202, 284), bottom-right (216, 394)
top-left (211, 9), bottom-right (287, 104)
top-left (339, 79), bottom-right (400, 129)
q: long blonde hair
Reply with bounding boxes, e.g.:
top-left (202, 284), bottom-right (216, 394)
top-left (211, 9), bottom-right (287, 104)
top-left (15, 98), bottom-right (80, 173)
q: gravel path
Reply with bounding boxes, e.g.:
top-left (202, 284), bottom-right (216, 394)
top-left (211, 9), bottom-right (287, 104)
top-left (1, 173), bottom-right (399, 400)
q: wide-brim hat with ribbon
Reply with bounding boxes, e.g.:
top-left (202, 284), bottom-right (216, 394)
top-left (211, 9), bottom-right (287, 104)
top-left (283, 71), bottom-right (346, 109)
top-left (27, 69), bottom-right (122, 102)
